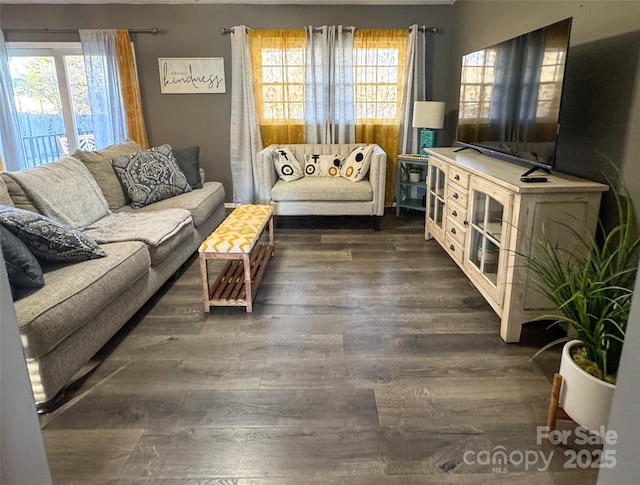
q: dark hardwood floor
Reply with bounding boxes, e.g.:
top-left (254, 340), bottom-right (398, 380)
top-left (39, 210), bottom-right (598, 484)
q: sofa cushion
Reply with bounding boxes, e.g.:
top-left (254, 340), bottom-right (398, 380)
top-left (73, 139), bottom-right (143, 211)
top-left (112, 144), bottom-right (192, 209)
top-left (0, 205), bottom-right (106, 263)
top-left (340, 145), bottom-right (374, 182)
top-left (13, 240), bottom-right (150, 359)
top-left (304, 154), bottom-right (344, 177)
top-left (0, 224), bottom-right (44, 298)
top-left (271, 176), bottom-right (373, 202)
top-left (83, 209), bottom-right (194, 266)
top-left (0, 177), bottom-right (14, 206)
top-left (117, 181), bottom-right (225, 227)
top-left (172, 145), bottom-right (203, 189)
top-left (1, 157), bottom-right (111, 228)
top-left (273, 147), bottom-right (304, 182)
top-left (0, 173), bottom-right (43, 214)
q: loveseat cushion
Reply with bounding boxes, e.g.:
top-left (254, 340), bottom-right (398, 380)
top-left (13, 240), bottom-right (150, 359)
top-left (83, 209), bottom-right (194, 266)
top-left (73, 139), bottom-right (143, 211)
top-left (116, 181), bottom-right (225, 227)
top-left (1, 157), bottom-right (111, 228)
top-left (271, 177), bottom-right (373, 202)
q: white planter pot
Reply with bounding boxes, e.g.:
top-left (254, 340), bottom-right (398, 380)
top-left (559, 340), bottom-right (616, 432)
top-left (409, 172), bottom-right (421, 183)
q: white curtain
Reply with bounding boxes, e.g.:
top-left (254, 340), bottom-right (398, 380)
top-left (304, 25), bottom-right (355, 144)
top-left (79, 30), bottom-right (127, 150)
top-left (399, 24), bottom-right (427, 154)
top-left (0, 30), bottom-right (26, 171)
top-left (230, 25), bottom-right (263, 204)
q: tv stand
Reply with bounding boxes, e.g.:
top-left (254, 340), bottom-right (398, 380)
top-left (453, 145), bottom-right (482, 154)
top-left (423, 147), bottom-right (607, 342)
top-left (521, 165), bottom-right (552, 177)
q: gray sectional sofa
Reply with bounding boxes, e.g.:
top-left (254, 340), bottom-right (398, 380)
top-left (0, 140), bottom-right (226, 410)
top-left (255, 144), bottom-right (386, 230)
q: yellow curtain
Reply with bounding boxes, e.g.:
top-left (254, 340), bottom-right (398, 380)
top-left (115, 30), bottom-right (149, 149)
top-left (248, 29), bottom-right (305, 146)
top-left (354, 29), bottom-right (408, 206)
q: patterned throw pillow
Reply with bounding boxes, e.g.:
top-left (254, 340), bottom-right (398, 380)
top-left (340, 145), bottom-right (374, 182)
top-left (304, 154), bottom-right (344, 177)
top-left (0, 205), bottom-right (106, 263)
top-left (0, 224), bottom-right (44, 298)
top-left (273, 147), bottom-right (304, 182)
top-left (112, 144), bottom-right (192, 209)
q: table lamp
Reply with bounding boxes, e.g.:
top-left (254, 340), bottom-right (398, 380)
top-left (412, 101), bottom-right (446, 157)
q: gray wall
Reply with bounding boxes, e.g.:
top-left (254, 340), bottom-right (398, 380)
top-left (0, 4), bottom-right (454, 202)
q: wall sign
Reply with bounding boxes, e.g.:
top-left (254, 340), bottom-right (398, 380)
top-left (158, 57), bottom-right (226, 94)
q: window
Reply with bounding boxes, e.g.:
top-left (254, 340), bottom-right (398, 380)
top-left (250, 29), bottom-right (407, 127)
top-left (7, 43), bottom-right (94, 167)
top-left (353, 31), bottom-right (406, 123)
top-left (459, 48), bottom-right (497, 123)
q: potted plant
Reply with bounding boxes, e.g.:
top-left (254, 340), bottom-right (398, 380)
top-left (527, 180), bottom-right (639, 432)
top-left (409, 166), bottom-right (422, 183)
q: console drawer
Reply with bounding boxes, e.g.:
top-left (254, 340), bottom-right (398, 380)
top-left (449, 168), bottom-right (470, 189)
top-left (448, 199), bottom-right (467, 227)
top-left (446, 217), bottom-right (465, 246)
top-left (445, 234), bottom-right (464, 265)
top-left (448, 185), bottom-right (468, 208)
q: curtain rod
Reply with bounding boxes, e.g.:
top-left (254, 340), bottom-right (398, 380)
top-left (3, 28), bottom-right (159, 35)
top-left (220, 25), bottom-right (438, 35)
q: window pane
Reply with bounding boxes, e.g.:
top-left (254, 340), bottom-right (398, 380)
top-left (65, 55), bottom-right (95, 150)
top-left (9, 55), bottom-right (65, 166)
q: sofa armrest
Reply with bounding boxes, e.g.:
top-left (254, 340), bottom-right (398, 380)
top-left (368, 144), bottom-right (387, 216)
top-left (255, 144), bottom-right (279, 204)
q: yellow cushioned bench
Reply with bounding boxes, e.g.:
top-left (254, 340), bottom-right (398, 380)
top-left (199, 204), bottom-right (274, 312)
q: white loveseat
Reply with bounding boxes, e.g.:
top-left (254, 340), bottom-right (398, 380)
top-left (255, 144), bottom-right (387, 230)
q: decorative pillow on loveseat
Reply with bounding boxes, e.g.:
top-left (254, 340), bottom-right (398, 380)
top-left (340, 145), bottom-right (374, 182)
top-left (273, 147), bottom-right (304, 182)
top-left (304, 154), bottom-right (344, 177)
top-left (0, 205), bottom-right (106, 263)
top-left (112, 144), bottom-right (192, 209)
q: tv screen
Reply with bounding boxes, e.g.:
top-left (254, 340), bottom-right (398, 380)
top-left (456, 18), bottom-right (573, 172)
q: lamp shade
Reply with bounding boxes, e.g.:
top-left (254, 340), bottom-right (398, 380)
top-left (412, 101), bottom-right (446, 129)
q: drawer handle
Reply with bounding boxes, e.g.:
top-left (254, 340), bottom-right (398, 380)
top-left (464, 220), bottom-right (469, 226)
top-left (452, 210), bottom-right (457, 217)
top-left (453, 193), bottom-right (459, 199)
top-left (450, 227), bottom-right (456, 235)
top-left (454, 174), bottom-right (460, 181)
top-left (450, 244), bottom-right (455, 251)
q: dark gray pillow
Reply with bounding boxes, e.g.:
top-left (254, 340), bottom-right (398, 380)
top-left (111, 144), bottom-right (192, 209)
top-left (1, 224), bottom-right (44, 298)
top-left (0, 205), bottom-right (106, 263)
top-left (172, 146), bottom-right (202, 189)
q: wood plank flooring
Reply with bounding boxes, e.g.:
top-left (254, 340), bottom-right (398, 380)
top-left (39, 211), bottom-right (599, 484)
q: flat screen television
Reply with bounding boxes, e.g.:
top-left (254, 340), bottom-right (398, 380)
top-left (455, 18), bottom-right (573, 175)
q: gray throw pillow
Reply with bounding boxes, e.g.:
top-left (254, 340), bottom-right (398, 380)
top-left (172, 146), bottom-right (202, 189)
top-left (0, 224), bottom-right (44, 298)
top-left (112, 144), bottom-right (192, 209)
top-left (0, 205), bottom-right (106, 263)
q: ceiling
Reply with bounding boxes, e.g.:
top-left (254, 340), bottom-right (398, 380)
top-left (0, 0), bottom-right (457, 4)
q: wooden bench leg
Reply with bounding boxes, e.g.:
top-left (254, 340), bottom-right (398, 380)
top-left (243, 254), bottom-right (253, 312)
top-left (199, 254), bottom-right (210, 313)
